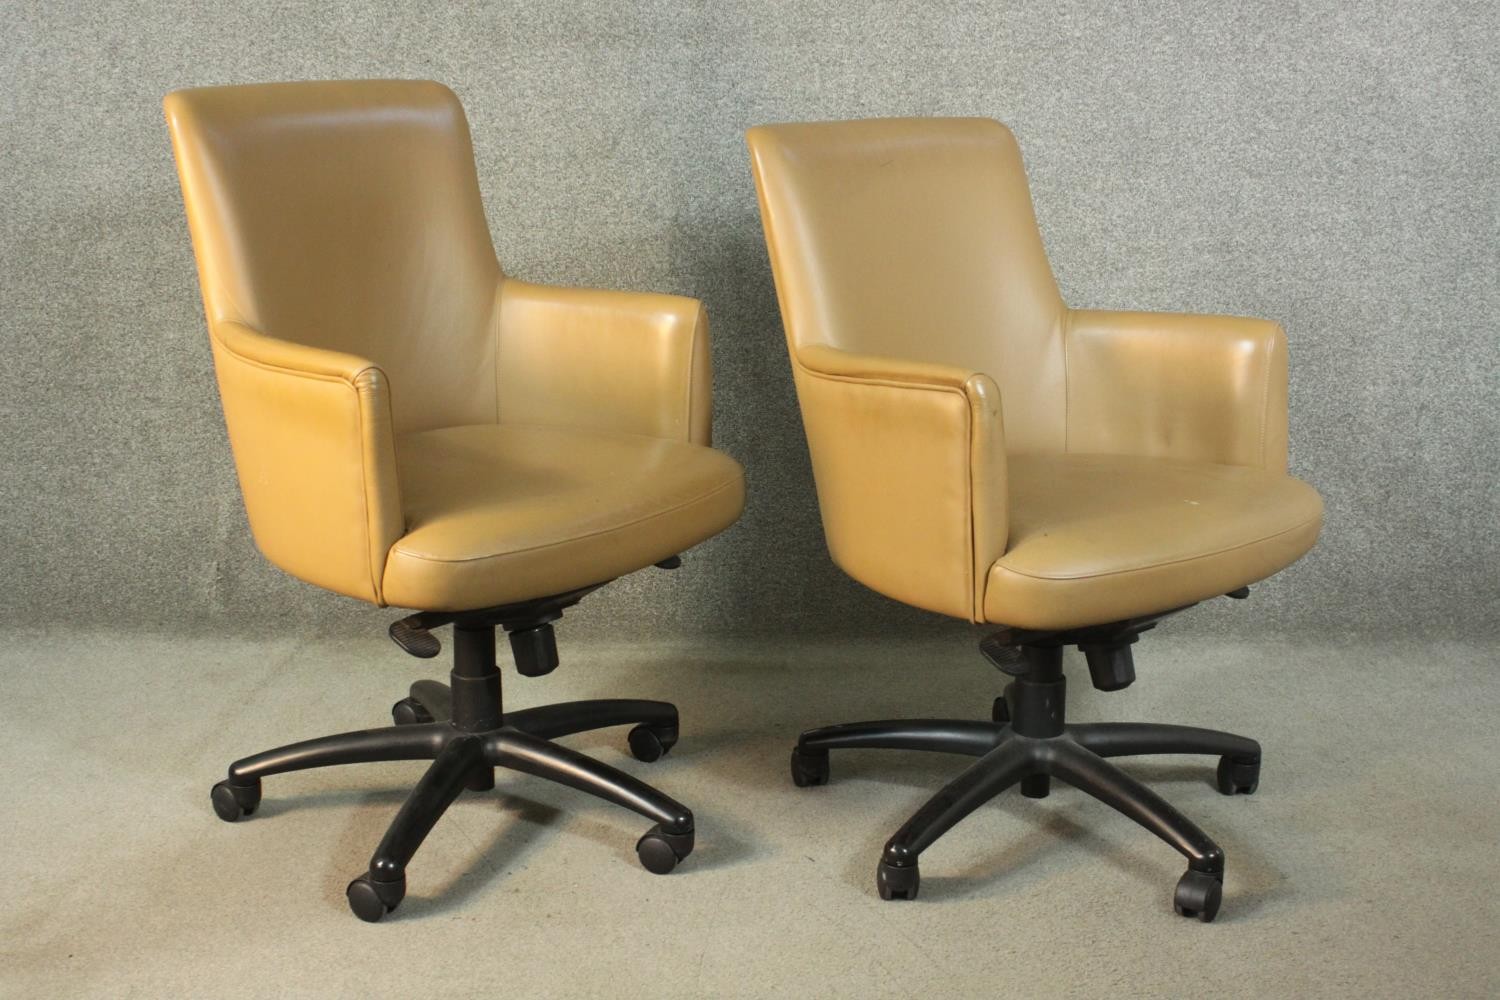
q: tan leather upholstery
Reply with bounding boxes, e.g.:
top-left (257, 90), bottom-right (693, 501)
top-left (789, 344), bottom-right (1008, 622)
top-left (496, 280), bottom-right (713, 445)
top-left (1065, 310), bottom-right (1290, 473)
top-left (748, 117), bottom-right (1321, 629)
top-left (383, 424), bottom-right (744, 611)
top-left (167, 80), bottom-right (743, 610)
top-left (989, 455), bottom-right (1321, 629)
top-left (207, 320), bottom-right (405, 602)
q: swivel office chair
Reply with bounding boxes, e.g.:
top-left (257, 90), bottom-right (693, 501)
top-left (166, 81), bottom-right (744, 921)
top-left (748, 118), bottom-right (1321, 921)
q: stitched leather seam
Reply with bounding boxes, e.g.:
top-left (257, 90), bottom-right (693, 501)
top-left (492, 279), bottom-right (506, 425)
top-left (793, 359), bottom-right (972, 397)
top-left (1062, 308), bottom-right (1073, 454)
top-left (387, 475), bottom-right (742, 565)
top-left (992, 512), bottom-right (1321, 583)
top-left (1258, 328), bottom-right (1275, 469)
top-left (355, 367), bottom-right (403, 604)
top-left (211, 326), bottom-right (368, 387)
top-left (687, 304), bottom-right (704, 443)
top-left (351, 377), bottom-right (381, 602)
top-left (964, 388), bottom-right (977, 620)
top-left (486, 419), bottom-right (697, 443)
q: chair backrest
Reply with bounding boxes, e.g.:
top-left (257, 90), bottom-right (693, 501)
top-left (165, 79), bottom-right (501, 434)
top-left (747, 117), bottom-right (1068, 453)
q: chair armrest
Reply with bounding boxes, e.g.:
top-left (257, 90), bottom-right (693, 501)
top-left (210, 321), bottom-right (404, 604)
top-left (495, 278), bottom-right (712, 444)
top-left (792, 344), bottom-right (1006, 622)
top-left (1065, 309), bottom-right (1290, 472)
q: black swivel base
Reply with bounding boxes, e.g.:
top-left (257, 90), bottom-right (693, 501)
top-left (209, 592), bottom-right (694, 922)
top-left (791, 632), bottom-right (1261, 922)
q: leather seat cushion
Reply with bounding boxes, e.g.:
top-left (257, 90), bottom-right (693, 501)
top-left (984, 454), bottom-right (1323, 630)
top-left (382, 424), bottom-right (745, 611)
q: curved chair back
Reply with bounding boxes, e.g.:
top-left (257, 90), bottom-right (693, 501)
top-left (166, 80), bottom-right (501, 435)
top-left (747, 117), bottom-right (1067, 452)
top-left (165, 80), bottom-right (505, 601)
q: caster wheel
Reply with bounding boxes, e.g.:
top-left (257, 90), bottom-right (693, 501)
top-left (1174, 869), bottom-right (1223, 922)
top-left (877, 860), bottom-right (920, 901)
top-left (1020, 774), bottom-right (1050, 799)
top-left (790, 747), bottom-right (830, 787)
top-left (346, 873), bottom-right (405, 923)
top-left (627, 724), bottom-right (678, 763)
top-left (391, 697), bottom-right (434, 726)
top-left (210, 779), bottom-right (261, 822)
top-left (992, 696), bottom-right (1010, 723)
top-left (1216, 755), bottom-right (1260, 795)
top-left (636, 824), bottom-right (694, 874)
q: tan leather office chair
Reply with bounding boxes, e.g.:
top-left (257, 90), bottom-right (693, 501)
top-left (748, 118), bottom-right (1321, 921)
top-left (166, 80), bottom-right (744, 921)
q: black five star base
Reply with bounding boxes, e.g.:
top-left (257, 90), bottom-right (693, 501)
top-left (209, 585), bottom-right (693, 922)
top-left (789, 606), bottom-right (1261, 922)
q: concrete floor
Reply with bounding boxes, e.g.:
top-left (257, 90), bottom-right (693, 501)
top-left (2, 629), bottom-right (1497, 998)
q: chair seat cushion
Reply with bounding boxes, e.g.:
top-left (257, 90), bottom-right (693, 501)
top-left (381, 424), bottom-right (745, 611)
top-left (984, 454), bottom-right (1322, 630)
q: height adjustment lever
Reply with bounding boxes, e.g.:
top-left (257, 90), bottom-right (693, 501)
top-left (388, 612), bottom-right (453, 659)
top-left (979, 633), bottom-right (1030, 677)
top-left (981, 624), bottom-right (1069, 677)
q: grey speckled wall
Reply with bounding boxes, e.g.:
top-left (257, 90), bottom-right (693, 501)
top-left (2, 2), bottom-right (1496, 641)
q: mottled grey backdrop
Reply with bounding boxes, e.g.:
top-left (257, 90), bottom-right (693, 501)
top-left (2, 2), bottom-right (1496, 642)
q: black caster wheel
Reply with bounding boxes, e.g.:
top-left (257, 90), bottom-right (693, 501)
top-left (1020, 774), bottom-right (1050, 799)
top-left (1174, 869), bottom-right (1223, 922)
top-left (1216, 755), bottom-right (1260, 795)
top-left (992, 696), bottom-right (1010, 723)
top-left (210, 779), bottom-right (261, 822)
top-left (790, 747), bottom-right (830, 787)
top-left (391, 697), bottom-right (434, 726)
top-left (877, 860), bottom-right (920, 901)
top-left (636, 825), bottom-right (694, 874)
top-left (346, 873), bottom-right (405, 923)
top-left (627, 724), bottom-right (678, 763)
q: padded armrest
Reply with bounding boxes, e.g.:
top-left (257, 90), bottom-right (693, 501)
top-left (1064, 310), bottom-right (1290, 472)
top-left (209, 321), bottom-right (404, 603)
top-left (495, 278), bottom-right (712, 445)
top-left (791, 344), bottom-right (1006, 622)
